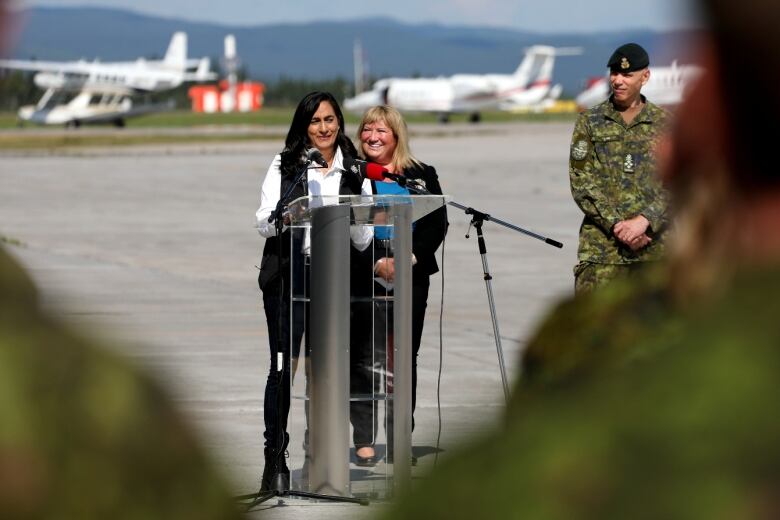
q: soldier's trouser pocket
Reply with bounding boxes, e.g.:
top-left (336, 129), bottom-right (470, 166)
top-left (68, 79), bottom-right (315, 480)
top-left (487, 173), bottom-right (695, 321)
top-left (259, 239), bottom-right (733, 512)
top-left (574, 262), bottom-right (632, 295)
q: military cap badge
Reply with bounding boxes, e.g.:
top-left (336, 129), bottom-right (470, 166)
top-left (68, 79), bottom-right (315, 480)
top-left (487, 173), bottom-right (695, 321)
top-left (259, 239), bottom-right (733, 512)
top-left (620, 57), bottom-right (630, 70)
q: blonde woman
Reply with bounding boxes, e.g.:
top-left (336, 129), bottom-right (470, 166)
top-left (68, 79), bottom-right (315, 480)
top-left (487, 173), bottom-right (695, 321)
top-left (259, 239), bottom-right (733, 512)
top-left (350, 105), bottom-right (448, 466)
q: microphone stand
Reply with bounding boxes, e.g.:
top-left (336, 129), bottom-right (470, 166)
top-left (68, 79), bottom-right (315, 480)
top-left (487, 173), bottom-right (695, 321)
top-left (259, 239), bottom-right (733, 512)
top-left (448, 200), bottom-right (562, 402)
top-left (402, 180), bottom-right (562, 401)
top-left (267, 161), bottom-right (311, 225)
top-left (241, 159), bottom-right (369, 510)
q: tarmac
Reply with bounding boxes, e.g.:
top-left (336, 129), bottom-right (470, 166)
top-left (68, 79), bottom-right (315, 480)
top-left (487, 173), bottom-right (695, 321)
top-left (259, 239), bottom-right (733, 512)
top-left (0, 121), bottom-right (581, 518)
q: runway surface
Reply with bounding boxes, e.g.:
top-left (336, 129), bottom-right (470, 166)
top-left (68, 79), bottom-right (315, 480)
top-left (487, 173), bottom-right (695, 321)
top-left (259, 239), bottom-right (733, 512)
top-left (0, 121), bottom-right (581, 518)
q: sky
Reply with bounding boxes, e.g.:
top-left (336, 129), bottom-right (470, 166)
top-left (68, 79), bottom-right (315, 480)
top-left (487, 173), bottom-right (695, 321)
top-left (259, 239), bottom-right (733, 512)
top-left (19, 0), bottom-right (701, 33)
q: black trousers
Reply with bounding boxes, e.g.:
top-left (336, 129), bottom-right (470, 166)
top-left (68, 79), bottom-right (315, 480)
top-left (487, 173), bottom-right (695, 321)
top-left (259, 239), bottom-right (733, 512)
top-left (261, 244), bottom-right (309, 454)
top-left (350, 277), bottom-right (430, 448)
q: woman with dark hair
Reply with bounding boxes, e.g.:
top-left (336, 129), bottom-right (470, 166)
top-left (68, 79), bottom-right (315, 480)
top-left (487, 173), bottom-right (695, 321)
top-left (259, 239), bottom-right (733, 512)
top-left (255, 91), bottom-right (370, 490)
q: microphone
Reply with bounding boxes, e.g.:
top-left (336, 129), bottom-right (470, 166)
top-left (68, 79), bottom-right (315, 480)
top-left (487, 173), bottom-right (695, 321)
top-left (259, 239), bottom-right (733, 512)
top-left (305, 147), bottom-right (328, 168)
top-left (344, 156), bottom-right (402, 183)
top-left (365, 162), bottom-right (403, 183)
top-left (342, 156), bottom-right (430, 193)
top-left (365, 162), bottom-right (429, 193)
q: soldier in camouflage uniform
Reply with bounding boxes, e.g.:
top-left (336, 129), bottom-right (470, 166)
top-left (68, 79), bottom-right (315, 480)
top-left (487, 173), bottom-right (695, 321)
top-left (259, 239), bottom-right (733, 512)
top-left (382, 2), bottom-right (780, 517)
top-left (570, 43), bottom-right (670, 294)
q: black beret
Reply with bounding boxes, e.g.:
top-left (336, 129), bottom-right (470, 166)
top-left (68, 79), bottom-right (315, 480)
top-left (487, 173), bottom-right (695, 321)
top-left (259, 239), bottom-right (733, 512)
top-left (607, 43), bottom-right (649, 72)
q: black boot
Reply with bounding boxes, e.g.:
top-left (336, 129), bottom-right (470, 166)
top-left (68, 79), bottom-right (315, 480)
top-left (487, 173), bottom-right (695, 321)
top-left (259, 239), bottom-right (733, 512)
top-left (260, 448), bottom-right (276, 492)
top-left (260, 434), bottom-right (290, 492)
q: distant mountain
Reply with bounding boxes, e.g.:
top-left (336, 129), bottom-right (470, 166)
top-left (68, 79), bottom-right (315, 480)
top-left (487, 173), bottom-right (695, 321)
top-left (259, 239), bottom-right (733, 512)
top-left (9, 7), bottom-right (700, 97)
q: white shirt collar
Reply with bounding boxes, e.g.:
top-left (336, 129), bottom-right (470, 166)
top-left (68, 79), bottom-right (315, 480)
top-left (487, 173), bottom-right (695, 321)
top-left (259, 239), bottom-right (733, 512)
top-left (322, 146), bottom-right (343, 176)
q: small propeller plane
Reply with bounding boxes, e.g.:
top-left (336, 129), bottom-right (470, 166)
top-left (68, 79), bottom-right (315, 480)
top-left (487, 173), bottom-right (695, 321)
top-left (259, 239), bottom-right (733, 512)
top-left (0, 32), bottom-right (216, 127)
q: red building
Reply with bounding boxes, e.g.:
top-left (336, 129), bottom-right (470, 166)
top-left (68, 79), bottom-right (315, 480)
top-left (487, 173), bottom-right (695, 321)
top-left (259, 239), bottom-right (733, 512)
top-left (188, 80), bottom-right (265, 113)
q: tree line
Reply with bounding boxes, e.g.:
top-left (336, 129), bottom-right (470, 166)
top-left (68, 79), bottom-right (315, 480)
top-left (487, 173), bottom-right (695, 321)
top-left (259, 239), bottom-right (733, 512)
top-left (0, 71), bottom-right (40, 110)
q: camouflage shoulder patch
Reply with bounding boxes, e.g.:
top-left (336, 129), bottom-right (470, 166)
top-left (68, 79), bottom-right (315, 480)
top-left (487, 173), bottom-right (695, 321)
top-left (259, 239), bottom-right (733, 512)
top-left (571, 138), bottom-right (590, 161)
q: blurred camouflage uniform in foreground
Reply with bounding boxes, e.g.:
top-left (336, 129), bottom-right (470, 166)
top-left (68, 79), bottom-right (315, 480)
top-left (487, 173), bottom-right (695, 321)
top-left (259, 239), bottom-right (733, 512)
top-left (383, 6), bottom-right (780, 510)
top-left (0, 246), bottom-right (242, 519)
top-left (383, 265), bottom-right (780, 519)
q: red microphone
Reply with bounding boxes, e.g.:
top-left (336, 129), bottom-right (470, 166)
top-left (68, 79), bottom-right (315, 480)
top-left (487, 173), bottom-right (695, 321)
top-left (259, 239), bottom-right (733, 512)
top-left (343, 156), bottom-right (389, 181)
top-left (343, 156), bottom-right (424, 190)
top-left (365, 162), bottom-right (394, 182)
top-left (364, 161), bottom-right (428, 193)
top-left (365, 162), bottom-right (409, 184)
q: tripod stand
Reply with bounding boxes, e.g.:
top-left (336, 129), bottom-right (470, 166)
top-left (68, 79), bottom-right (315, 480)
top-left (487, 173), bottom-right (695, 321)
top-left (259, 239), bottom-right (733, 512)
top-left (242, 159), bottom-right (370, 510)
top-left (448, 201), bottom-right (563, 401)
top-left (238, 472), bottom-right (369, 509)
top-left (400, 181), bottom-right (563, 400)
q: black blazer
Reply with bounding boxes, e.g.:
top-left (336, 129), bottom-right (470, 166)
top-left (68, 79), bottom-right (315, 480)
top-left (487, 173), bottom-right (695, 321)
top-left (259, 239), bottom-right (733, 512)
top-left (370, 161), bottom-right (448, 280)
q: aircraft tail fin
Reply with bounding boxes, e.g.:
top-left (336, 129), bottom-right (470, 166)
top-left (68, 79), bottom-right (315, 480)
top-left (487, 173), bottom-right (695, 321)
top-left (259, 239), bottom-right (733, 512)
top-left (513, 45), bottom-right (555, 82)
top-left (196, 57), bottom-right (210, 78)
top-left (163, 32), bottom-right (188, 70)
top-left (194, 57), bottom-right (215, 80)
top-left (547, 83), bottom-right (563, 101)
top-left (182, 57), bottom-right (217, 82)
top-left (513, 45), bottom-right (582, 84)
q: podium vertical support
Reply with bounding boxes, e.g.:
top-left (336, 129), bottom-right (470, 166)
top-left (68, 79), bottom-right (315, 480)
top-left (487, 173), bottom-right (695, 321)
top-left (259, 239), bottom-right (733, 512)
top-left (309, 204), bottom-right (351, 496)
top-left (392, 204), bottom-right (413, 495)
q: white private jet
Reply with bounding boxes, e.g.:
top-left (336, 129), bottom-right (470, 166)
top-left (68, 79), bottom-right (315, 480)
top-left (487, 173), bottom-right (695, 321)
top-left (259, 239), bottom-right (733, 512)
top-left (502, 83), bottom-right (565, 114)
top-left (344, 45), bottom-right (578, 122)
top-left (0, 32), bottom-right (216, 127)
top-left (575, 60), bottom-right (704, 110)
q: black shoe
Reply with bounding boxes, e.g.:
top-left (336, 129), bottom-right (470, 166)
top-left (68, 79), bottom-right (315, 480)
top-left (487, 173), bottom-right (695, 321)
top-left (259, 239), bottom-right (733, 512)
top-left (355, 448), bottom-right (377, 467)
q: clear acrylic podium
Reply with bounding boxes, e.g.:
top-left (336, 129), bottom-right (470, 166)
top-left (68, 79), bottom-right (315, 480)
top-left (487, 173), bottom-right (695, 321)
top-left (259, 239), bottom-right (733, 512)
top-left (284, 193), bottom-right (447, 501)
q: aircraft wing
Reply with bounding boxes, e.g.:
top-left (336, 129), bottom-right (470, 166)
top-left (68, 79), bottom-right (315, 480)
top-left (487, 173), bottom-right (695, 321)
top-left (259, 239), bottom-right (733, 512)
top-left (0, 59), bottom-right (93, 74)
